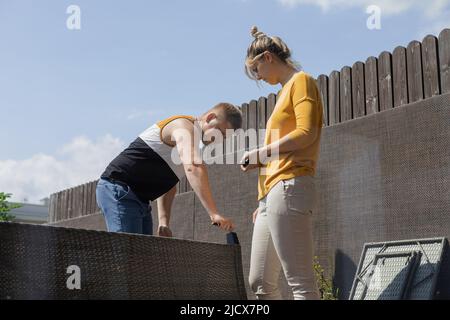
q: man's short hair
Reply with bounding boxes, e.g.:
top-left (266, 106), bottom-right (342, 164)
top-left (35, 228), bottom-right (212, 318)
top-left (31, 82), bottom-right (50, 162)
top-left (208, 102), bottom-right (243, 130)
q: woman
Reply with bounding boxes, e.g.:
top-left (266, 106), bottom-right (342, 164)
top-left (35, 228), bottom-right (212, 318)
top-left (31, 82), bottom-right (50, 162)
top-left (241, 26), bottom-right (323, 300)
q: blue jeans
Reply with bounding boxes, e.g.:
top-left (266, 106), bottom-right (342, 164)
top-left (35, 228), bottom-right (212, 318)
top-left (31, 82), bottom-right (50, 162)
top-left (96, 178), bottom-right (153, 235)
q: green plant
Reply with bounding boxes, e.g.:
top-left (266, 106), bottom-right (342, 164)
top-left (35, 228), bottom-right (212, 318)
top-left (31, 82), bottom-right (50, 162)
top-left (0, 192), bottom-right (20, 222)
top-left (313, 256), bottom-right (339, 300)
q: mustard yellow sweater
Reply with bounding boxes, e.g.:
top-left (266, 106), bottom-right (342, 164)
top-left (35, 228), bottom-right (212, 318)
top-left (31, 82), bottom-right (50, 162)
top-left (258, 71), bottom-right (323, 200)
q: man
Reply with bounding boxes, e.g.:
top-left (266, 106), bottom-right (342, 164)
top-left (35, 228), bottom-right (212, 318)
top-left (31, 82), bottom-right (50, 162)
top-left (96, 102), bottom-right (242, 236)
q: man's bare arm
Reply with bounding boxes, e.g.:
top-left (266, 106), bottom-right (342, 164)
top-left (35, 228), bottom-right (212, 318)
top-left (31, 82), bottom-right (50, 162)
top-left (156, 184), bottom-right (177, 227)
top-left (168, 119), bottom-right (234, 231)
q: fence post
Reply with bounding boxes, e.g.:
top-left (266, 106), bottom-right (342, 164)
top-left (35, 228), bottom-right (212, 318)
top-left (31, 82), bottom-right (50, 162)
top-left (393, 46), bottom-right (409, 108)
top-left (329, 71), bottom-right (340, 125)
top-left (352, 61), bottom-right (366, 118)
top-left (378, 51), bottom-right (394, 111)
top-left (340, 66), bottom-right (352, 121)
top-left (365, 56), bottom-right (379, 115)
top-left (439, 29), bottom-right (450, 94)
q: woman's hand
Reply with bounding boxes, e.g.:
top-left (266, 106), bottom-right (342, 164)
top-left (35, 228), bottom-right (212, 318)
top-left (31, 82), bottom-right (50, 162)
top-left (240, 149), bottom-right (261, 172)
top-left (252, 207), bottom-right (259, 223)
top-left (210, 213), bottom-right (235, 232)
top-left (157, 225), bottom-right (173, 237)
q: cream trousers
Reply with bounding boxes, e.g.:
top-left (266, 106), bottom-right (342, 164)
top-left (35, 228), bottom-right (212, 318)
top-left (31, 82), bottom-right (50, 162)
top-left (249, 176), bottom-right (320, 300)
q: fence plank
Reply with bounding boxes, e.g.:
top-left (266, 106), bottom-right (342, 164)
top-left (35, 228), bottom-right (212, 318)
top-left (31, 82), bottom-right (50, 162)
top-left (87, 181), bottom-right (93, 214)
top-left (53, 193), bottom-right (59, 223)
top-left (378, 52), bottom-right (394, 111)
top-left (83, 183), bottom-right (90, 215)
top-left (317, 75), bottom-right (329, 126)
top-left (59, 191), bottom-right (65, 222)
top-left (224, 130), bottom-right (234, 163)
top-left (329, 71), bottom-right (340, 125)
top-left (257, 97), bottom-right (267, 146)
top-left (240, 102), bottom-right (249, 152)
top-left (340, 66), bottom-right (352, 121)
top-left (248, 100), bottom-right (257, 150)
top-left (74, 186), bottom-right (80, 218)
top-left (241, 103), bottom-right (249, 131)
top-left (222, 133), bottom-right (227, 163)
top-left (58, 190), bottom-right (64, 220)
top-left (63, 190), bottom-right (69, 220)
top-left (74, 185), bottom-right (81, 219)
top-left (422, 35), bottom-right (440, 98)
top-left (351, 61), bottom-right (365, 118)
top-left (365, 56), bottom-right (379, 115)
top-left (55, 192), bottom-right (61, 222)
top-left (64, 186), bottom-right (73, 218)
top-left (90, 181), bottom-right (97, 213)
top-left (49, 194), bottom-right (56, 223)
top-left (257, 97), bottom-right (267, 129)
top-left (439, 29), bottom-right (450, 94)
top-left (85, 183), bottom-right (90, 216)
top-left (248, 100), bottom-right (257, 130)
top-left (79, 185), bottom-right (85, 216)
top-left (407, 40), bottom-right (424, 102)
top-left (266, 93), bottom-right (276, 120)
top-left (67, 187), bottom-right (74, 219)
top-left (84, 183), bottom-right (90, 215)
top-left (378, 51), bottom-right (394, 111)
top-left (82, 184), bottom-right (88, 217)
top-left (60, 191), bottom-right (65, 221)
top-left (392, 46), bottom-right (409, 107)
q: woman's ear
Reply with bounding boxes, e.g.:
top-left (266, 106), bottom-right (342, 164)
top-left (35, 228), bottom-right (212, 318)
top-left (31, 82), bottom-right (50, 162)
top-left (264, 52), bottom-right (273, 63)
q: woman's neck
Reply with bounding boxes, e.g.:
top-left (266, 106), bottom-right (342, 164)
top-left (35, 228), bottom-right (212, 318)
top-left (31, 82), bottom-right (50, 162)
top-left (278, 66), bottom-right (298, 87)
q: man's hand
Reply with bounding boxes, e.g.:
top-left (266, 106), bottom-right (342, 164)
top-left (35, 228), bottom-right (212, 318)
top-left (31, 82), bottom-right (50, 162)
top-left (210, 213), bottom-right (235, 232)
top-left (157, 225), bottom-right (173, 237)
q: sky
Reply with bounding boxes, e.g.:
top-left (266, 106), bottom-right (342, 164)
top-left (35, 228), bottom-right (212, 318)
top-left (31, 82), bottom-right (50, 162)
top-left (0, 0), bottom-right (449, 203)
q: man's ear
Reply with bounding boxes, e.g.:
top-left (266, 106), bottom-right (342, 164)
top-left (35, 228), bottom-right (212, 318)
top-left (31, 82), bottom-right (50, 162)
top-left (205, 112), bottom-right (217, 123)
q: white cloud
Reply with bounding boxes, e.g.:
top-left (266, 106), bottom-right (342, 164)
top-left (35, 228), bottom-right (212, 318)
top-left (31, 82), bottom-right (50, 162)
top-left (278, 0), bottom-right (450, 39)
top-left (0, 135), bottom-right (125, 204)
top-left (418, 16), bottom-right (450, 39)
top-left (425, 0), bottom-right (450, 18)
top-left (278, 0), bottom-right (450, 16)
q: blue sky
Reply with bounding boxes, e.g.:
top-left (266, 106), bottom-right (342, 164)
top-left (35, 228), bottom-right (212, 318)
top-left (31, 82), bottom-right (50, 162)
top-left (1, 0), bottom-right (449, 203)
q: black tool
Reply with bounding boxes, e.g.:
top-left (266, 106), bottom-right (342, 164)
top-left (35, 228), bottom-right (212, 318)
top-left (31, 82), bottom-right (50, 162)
top-left (226, 231), bottom-right (240, 245)
top-left (242, 157), bottom-right (249, 168)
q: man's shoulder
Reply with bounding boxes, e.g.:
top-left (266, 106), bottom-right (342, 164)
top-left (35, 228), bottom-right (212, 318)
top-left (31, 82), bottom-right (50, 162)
top-left (162, 117), bottom-right (195, 141)
top-left (166, 117), bottom-right (195, 129)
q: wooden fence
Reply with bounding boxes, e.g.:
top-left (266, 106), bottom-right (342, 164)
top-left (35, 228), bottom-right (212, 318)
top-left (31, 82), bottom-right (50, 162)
top-left (49, 180), bottom-right (98, 223)
top-left (49, 28), bottom-right (450, 222)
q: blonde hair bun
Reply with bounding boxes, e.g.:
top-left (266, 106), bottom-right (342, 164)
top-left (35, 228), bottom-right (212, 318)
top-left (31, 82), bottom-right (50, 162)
top-left (250, 26), bottom-right (265, 40)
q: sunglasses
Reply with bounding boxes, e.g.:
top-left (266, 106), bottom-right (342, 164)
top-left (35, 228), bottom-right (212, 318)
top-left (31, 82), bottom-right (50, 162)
top-left (247, 51), bottom-right (269, 75)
